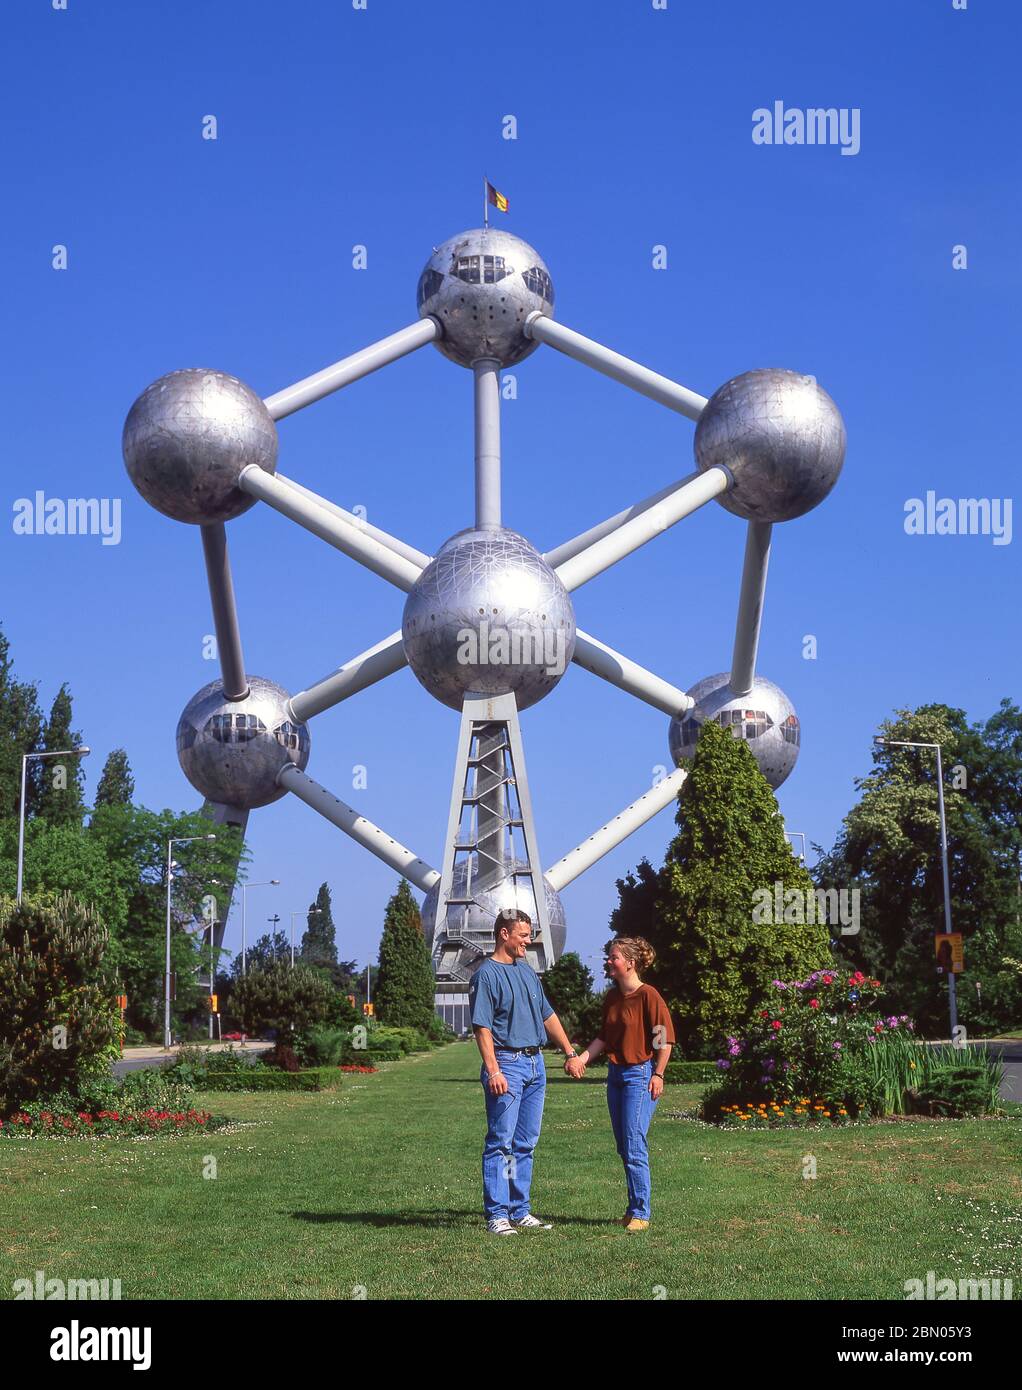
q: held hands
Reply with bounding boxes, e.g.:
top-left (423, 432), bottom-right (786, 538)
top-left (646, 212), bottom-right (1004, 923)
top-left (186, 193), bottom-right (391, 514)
top-left (564, 1053), bottom-right (587, 1080)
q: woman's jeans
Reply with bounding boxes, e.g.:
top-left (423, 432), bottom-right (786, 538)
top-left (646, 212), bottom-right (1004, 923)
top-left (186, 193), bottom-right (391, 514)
top-left (607, 1059), bottom-right (659, 1220)
top-left (480, 1049), bottom-right (547, 1220)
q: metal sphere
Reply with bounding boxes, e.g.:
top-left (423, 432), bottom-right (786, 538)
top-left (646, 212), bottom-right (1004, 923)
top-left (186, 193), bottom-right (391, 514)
top-left (123, 368), bottom-right (278, 524)
top-left (402, 527), bottom-right (576, 712)
top-left (416, 227), bottom-right (555, 368)
top-left (176, 675), bottom-right (310, 810)
top-left (422, 859), bottom-right (567, 974)
top-left (694, 368), bottom-right (845, 523)
top-left (668, 671), bottom-right (800, 790)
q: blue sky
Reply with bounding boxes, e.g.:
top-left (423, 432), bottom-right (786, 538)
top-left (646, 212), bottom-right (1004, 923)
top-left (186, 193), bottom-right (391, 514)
top-left (2, 0), bottom-right (1019, 977)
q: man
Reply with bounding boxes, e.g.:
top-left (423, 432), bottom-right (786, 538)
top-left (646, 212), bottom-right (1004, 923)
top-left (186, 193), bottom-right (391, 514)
top-left (470, 907), bottom-right (579, 1235)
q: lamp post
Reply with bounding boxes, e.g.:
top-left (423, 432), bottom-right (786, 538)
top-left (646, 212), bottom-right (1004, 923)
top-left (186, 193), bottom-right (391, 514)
top-left (240, 879), bottom-right (280, 975)
top-left (875, 737), bottom-right (957, 1037)
top-left (17, 745), bottom-right (91, 902)
top-left (164, 833), bottom-right (216, 1050)
top-left (290, 907), bottom-right (322, 967)
top-left (268, 914), bottom-right (281, 961)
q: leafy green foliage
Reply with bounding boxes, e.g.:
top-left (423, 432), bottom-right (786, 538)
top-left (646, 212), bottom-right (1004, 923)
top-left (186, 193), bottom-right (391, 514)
top-left (94, 749), bottom-right (134, 808)
top-left (231, 960), bottom-right (339, 1038)
top-left (815, 702), bottom-right (1022, 1036)
top-left (374, 879), bottom-right (436, 1031)
top-left (0, 892), bottom-right (119, 1114)
top-left (615, 720), bottom-right (829, 1056)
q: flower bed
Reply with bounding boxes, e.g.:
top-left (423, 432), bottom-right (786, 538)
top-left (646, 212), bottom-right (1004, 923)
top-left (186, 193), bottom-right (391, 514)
top-left (703, 970), bottom-right (907, 1123)
top-left (338, 1063), bottom-right (378, 1074)
top-left (1, 1107), bottom-right (215, 1138)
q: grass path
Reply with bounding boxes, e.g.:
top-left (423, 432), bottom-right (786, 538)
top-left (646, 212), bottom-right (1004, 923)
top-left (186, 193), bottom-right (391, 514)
top-left (2, 1041), bottom-right (1021, 1299)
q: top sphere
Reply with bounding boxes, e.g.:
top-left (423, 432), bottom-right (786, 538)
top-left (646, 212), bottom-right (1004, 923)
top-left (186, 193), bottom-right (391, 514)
top-left (694, 368), bottom-right (846, 523)
top-left (123, 368), bottom-right (278, 525)
top-left (416, 227), bottom-right (555, 368)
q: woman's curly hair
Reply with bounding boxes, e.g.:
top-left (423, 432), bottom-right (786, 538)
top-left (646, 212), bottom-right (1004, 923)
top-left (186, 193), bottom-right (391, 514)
top-left (605, 935), bottom-right (656, 976)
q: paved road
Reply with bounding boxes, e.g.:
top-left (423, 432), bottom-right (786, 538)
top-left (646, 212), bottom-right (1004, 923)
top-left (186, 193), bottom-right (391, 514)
top-left (112, 1041), bottom-right (271, 1079)
top-left (984, 1041), bottom-right (1022, 1104)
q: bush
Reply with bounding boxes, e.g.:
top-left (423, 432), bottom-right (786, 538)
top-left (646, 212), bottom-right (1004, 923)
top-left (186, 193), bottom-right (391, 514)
top-left (908, 1061), bottom-right (1001, 1117)
top-left (263, 1043), bottom-right (300, 1072)
top-left (0, 893), bottom-right (120, 1115)
top-left (663, 1061), bottom-right (717, 1085)
top-left (704, 969), bottom-right (909, 1122)
top-left (293, 1025), bottom-right (348, 1068)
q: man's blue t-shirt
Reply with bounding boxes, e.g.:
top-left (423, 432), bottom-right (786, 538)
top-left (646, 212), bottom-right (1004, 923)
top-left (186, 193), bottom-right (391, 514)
top-left (469, 958), bottom-right (553, 1049)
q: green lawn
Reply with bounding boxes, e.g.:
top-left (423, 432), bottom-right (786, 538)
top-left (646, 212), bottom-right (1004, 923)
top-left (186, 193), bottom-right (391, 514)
top-left (2, 1041), bottom-right (1021, 1300)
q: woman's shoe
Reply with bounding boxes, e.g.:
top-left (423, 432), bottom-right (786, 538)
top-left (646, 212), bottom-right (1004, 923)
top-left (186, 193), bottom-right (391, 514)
top-left (624, 1217), bottom-right (649, 1233)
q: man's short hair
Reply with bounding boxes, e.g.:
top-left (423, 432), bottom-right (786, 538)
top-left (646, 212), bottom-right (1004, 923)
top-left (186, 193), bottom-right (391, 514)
top-left (494, 907), bottom-right (532, 936)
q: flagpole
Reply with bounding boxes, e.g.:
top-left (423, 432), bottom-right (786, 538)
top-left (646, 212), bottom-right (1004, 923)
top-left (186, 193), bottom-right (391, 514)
top-left (483, 176), bottom-right (488, 230)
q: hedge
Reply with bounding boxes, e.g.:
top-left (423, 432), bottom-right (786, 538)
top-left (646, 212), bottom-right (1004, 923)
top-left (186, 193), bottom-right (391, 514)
top-left (664, 1061), bottom-right (716, 1084)
top-left (194, 1066), bottom-right (345, 1093)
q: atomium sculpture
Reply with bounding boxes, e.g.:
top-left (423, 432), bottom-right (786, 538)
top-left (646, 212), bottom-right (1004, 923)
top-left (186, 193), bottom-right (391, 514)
top-left (123, 224), bottom-right (845, 1021)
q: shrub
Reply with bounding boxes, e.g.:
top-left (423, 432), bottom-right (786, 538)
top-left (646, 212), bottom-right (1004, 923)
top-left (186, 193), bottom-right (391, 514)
top-left (194, 1066), bottom-right (343, 1093)
top-left (293, 1025), bottom-right (348, 1068)
top-left (263, 1043), bottom-right (300, 1073)
top-left (0, 893), bottom-right (120, 1115)
top-left (704, 969), bottom-right (907, 1121)
top-left (908, 1064), bottom-right (998, 1117)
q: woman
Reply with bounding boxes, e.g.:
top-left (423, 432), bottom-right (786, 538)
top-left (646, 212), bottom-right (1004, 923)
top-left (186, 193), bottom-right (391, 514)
top-left (570, 937), bottom-right (674, 1232)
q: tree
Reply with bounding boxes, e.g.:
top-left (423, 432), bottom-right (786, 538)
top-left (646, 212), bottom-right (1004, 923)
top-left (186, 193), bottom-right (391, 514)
top-left (815, 702), bottom-right (1022, 1036)
top-left (541, 951), bottom-right (603, 1041)
top-left (0, 892), bottom-right (119, 1113)
top-left (34, 684), bottom-right (85, 828)
top-left (301, 882), bottom-right (338, 968)
top-left (94, 749), bottom-right (134, 808)
top-left (622, 720), bottom-right (829, 1057)
top-left (232, 930), bottom-right (291, 976)
top-left (374, 879), bottom-right (436, 1030)
top-left (0, 625), bottom-right (44, 822)
top-left (231, 960), bottom-right (339, 1037)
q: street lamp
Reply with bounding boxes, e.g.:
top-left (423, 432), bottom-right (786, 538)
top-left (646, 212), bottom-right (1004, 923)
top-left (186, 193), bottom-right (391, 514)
top-left (240, 879), bottom-right (280, 975)
top-left (875, 736), bottom-right (957, 1036)
top-left (164, 833), bottom-right (216, 1050)
top-left (17, 745), bottom-right (91, 902)
top-left (290, 908), bottom-right (322, 968)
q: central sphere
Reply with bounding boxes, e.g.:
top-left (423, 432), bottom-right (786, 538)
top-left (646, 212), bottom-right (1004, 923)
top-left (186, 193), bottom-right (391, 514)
top-left (421, 859), bottom-right (568, 975)
top-left (402, 527), bottom-right (576, 712)
top-left (416, 227), bottom-right (555, 368)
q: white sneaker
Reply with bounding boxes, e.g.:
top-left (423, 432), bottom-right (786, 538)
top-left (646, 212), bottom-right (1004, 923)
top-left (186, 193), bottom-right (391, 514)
top-left (511, 1213), bottom-right (553, 1230)
top-left (487, 1218), bottom-right (518, 1236)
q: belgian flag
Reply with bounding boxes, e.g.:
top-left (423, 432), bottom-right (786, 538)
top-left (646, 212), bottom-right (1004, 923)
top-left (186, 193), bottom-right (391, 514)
top-left (486, 180), bottom-right (509, 214)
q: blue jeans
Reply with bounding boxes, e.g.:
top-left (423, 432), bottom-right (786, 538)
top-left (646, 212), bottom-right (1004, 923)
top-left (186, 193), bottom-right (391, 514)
top-left (480, 1049), bottom-right (547, 1220)
top-left (607, 1060), bottom-right (659, 1220)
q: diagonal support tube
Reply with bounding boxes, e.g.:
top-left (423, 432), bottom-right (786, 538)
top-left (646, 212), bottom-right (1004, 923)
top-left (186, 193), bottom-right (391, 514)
top-left (289, 629), bottom-right (408, 723)
top-left (263, 319), bottom-right (439, 421)
top-left (572, 629), bottom-right (693, 717)
top-left (278, 764), bottom-right (440, 893)
top-left (555, 467), bottom-right (730, 592)
top-left (525, 314), bottom-right (708, 421)
top-left (545, 768), bottom-right (688, 893)
top-left (544, 472), bottom-right (702, 570)
top-left (280, 475), bottom-right (432, 570)
top-left (237, 467), bottom-right (423, 591)
top-left (729, 521), bottom-right (773, 696)
top-left (199, 523), bottom-right (248, 700)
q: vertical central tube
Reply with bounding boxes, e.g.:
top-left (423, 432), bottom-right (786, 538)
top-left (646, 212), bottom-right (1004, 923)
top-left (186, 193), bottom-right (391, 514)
top-left (473, 357), bottom-right (501, 529)
top-left (475, 725), bottom-right (507, 889)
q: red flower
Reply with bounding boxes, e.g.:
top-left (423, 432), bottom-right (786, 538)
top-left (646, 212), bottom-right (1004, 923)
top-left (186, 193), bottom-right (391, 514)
top-left (809, 999), bottom-right (819, 1008)
top-left (821, 974), bottom-right (833, 985)
top-left (771, 1020), bottom-right (782, 1031)
top-left (760, 1011), bottom-right (769, 1018)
